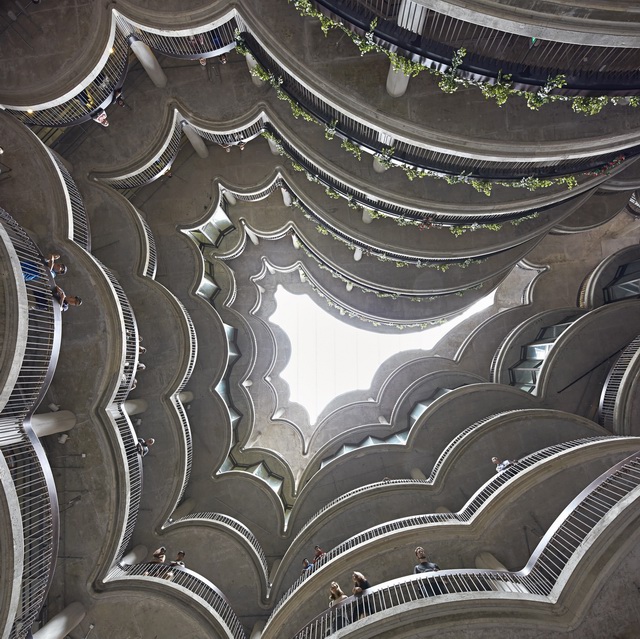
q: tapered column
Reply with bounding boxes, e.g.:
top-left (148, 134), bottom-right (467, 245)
top-left (120, 545), bottom-right (148, 566)
top-left (386, 67), bottom-right (411, 98)
top-left (251, 620), bottom-right (266, 639)
top-left (170, 496), bottom-right (196, 521)
top-left (123, 399), bottom-right (148, 416)
top-left (267, 137), bottom-right (281, 156)
top-left (362, 208), bottom-right (375, 224)
top-left (178, 391), bottom-right (194, 403)
top-left (181, 122), bottom-right (209, 159)
top-left (30, 411), bottom-right (76, 437)
top-left (33, 602), bottom-right (85, 639)
top-left (245, 53), bottom-right (265, 87)
top-left (410, 467), bottom-right (427, 480)
top-left (222, 190), bottom-right (237, 206)
top-left (129, 39), bottom-right (167, 88)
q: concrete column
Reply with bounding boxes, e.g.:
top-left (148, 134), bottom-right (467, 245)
top-left (435, 506), bottom-right (452, 513)
top-left (265, 263), bottom-right (276, 275)
top-left (267, 137), bottom-right (281, 156)
top-left (291, 234), bottom-right (301, 249)
top-left (170, 496), bottom-right (196, 521)
top-left (33, 602), bottom-right (85, 639)
top-left (346, 282), bottom-right (353, 292)
top-left (181, 122), bottom-right (209, 159)
top-left (120, 544), bottom-right (148, 566)
top-left (362, 208), bottom-right (375, 224)
top-left (250, 620), bottom-right (266, 639)
top-left (178, 391), bottom-right (194, 403)
top-left (222, 190), bottom-right (237, 206)
top-left (353, 247), bottom-right (363, 261)
top-left (386, 67), bottom-right (411, 98)
top-left (281, 188), bottom-right (293, 207)
top-left (373, 156), bottom-right (389, 173)
top-left (245, 53), bottom-right (265, 87)
top-left (123, 399), bottom-right (148, 416)
top-left (30, 411), bottom-right (76, 438)
top-left (129, 40), bottom-right (167, 89)
top-left (244, 224), bottom-right (260, 246)
top-left (410, 467), bottom-right (427, 480)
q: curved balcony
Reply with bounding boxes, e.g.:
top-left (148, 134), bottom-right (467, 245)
top-left (267, 436), bottom-right (630, 626)
top-left (303, 0), bottom-right (640, 96)
top-left (170, 511), bottom-right (270, 593)
top-left (239, 28), bottom-right (640, 182)
top-left (106, 563), bottom-right (246, 639)
top-left (289, 448), bottom-right (640, 639)
top-left (0, 209), bottom-right (61, 638)
top-left (599, 333), bottom-right (640, 435)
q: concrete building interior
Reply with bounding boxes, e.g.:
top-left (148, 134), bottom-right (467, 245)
top-left (1, 1), bottom-right (640, 638)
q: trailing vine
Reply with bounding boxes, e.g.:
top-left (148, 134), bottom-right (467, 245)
top-left (286, 1), bottom-right (640, 114)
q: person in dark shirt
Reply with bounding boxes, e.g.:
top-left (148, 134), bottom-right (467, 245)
top-left (136, 438), bottom-right (155, 457)
top-left (414, 547), bottom-right (443, 597)
top-left (352, 571), bottom-right (371, 619)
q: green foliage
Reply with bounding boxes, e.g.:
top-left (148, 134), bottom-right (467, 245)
top-left (480, 72), bottom-right (513, 106)
top-left (324, 119), bottom-right (338, 140)
top-left (571, 96), bottom-right (609, 116)
top-left (341, 138), bottom-right (362, 161)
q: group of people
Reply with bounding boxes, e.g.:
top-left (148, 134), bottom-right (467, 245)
top-left (301, 545), bottom-right (326, 576)
top-left (22, 252), bottom-right (82, 312)
top-left (492, 456), bottom-right (519, 472)
top-left (143, 547), bottom-right (186, 581)
top-left (325, 547), bottom-right (442, 629)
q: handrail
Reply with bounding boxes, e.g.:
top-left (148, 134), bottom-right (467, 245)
top-left (108, 405), bottom-right (143, 560)
top-left (0, 209), bottom-right (61, 638)
top-left (291, 450), bottom-right (640, 639)
top-left (138, 214), bottom-right (158, 279)
top-left (5, 25), bottom-right (130, 127)
top-left (598, 334), bottom-right (640, 431)
top-left (268, 436), bottom-right (620, 620)
top-left (172, 511), bottom-right (269, 582)
top-left (241, 30), bottom-right (640, 181)
top-left (114, 12), bottom-right (238, 61)
top-left (99, 264), bottom-right (138, 402)
top-left (47, 152), bottom-right (92, 251)
top-left (108, 563), bottom-right (246, 639)
top-left (309, 0), bottom-right (640, 94)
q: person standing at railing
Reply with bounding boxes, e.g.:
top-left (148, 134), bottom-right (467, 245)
top-left (137, 437), bottom-right (155, 457)
top-left (352, 571), bottom-right (371, 619)
top-left (329, 582), bottom-right (349, 630)
top-left (301, 558), bottom-right (313, 576)
top-left (491, 456), bottom-right (518, 472)
top-left (413, 547), bottom-right (443, 597)
top-left (312, 545), bottom-right (325, 564)
top-left (52, 285), bottom-right (82, 311)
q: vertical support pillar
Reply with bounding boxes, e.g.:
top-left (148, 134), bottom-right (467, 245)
top-left (178, 391), bottom-right (194, 403)
top-left (33, 602), bottom-right (86, 639)
top-left (353, 247), bottom-right (363, 261)
top-left (30, 411), bottom-right (76, 438)
top-left (123, 399), bottom-right (148, 416)
top-left (181, 122), bottom-right (209, 159)
top-left (251, 620), bottom-right (266, 639)
top-left (410, 467), bottom-right (427, 480)
top-left (120, 545), bottom-right (148, 566)
top-left (291, 234), bottom-right (301, 249)
top-left (386, 0), bottom-right (427, 97)
top-left (267, 137), bottom-right (281, 156)
top-left (245, 53), bottom-right (265, 87)
top-left (281, 188), bottom-right (293, 207)
top-left (362, 208), bottom-right (375, 224)
top-left (243, 223), bottom-right (260, 246)
top-left (170, 497), bottom-right (196, 522)
top-left (129, 39), bottom-right (167, 88)
top-left (222, 190), bottom-right (237, 206)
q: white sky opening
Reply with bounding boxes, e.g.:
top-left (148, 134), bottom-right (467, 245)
top-left (269, 287), bottom-right (496, 424)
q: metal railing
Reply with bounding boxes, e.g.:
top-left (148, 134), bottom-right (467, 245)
top-left (270, 124), bottom-right (554, 225)
top-left (269, 437), bottom-right (618, 619)
top-left (0, 210), bottom-right (60, 639)
top-left (115, 12), bottom-right (238, 60)
top-left (243, 30), bottom-right (640, 181)
top-left (599, 334), bottom-right (640, 430)
top-left (108, 563), bottom-right (246, 639)
top-left (99, 264), bottom-right (139, 402)
top-left (48, 152), bottom-right (92, 251)
top-left (109, 406), bottom-right (143, 560)
top-left (291, 450), bottom-right (640, 639)
top-left (6, 27), bottom-right (130, 127)
top-left (0, 209), bottom-right (61, 419)
top-left (172, 511), bottom-right (269, 581)
top-left (1, 426), bottom-right (59, 639)
top-left (310, 0), bottom-right (640, 94)
top-left (138, 214), bottom-right (158, 278)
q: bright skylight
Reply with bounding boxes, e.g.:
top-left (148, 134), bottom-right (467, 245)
top-left (269, 287), bottom-right (496, 424)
